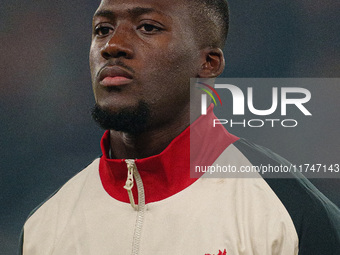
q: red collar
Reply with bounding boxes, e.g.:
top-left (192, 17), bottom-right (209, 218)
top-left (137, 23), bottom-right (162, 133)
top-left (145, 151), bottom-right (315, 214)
top-left (99, 105), bottom-right (239, 204)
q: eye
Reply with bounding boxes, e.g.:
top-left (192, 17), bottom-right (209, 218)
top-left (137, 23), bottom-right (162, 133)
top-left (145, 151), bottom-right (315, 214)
top-left (94, 24), bottom-right (114, 36)
top-left (138, 23), bottom-right (163, 34)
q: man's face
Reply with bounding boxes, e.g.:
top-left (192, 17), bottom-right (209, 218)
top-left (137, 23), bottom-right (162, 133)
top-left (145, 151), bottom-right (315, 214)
top-left (90, 0), bottom-right (201, 131)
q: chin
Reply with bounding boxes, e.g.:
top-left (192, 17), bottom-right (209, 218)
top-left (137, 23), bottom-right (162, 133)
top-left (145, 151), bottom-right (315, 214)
top-left (91, 101), bottom-right (150, 134)
top-left (96, 98), bottom-right (138, 114)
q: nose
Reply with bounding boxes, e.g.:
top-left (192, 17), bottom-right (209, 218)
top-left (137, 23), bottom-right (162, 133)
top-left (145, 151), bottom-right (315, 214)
top-left (100, 24), bottom-right (134, 60)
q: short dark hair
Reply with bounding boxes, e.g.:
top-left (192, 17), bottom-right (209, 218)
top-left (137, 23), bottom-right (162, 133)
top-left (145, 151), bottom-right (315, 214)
top-left (189, 0), bottom-right (229, 48)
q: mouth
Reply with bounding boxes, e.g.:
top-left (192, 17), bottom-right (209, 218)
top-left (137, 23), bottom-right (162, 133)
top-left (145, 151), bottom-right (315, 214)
top-left (98, 66), bottom-right (134, 87)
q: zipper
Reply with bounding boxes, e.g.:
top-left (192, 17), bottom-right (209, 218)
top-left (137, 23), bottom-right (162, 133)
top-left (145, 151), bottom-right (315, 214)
top-left (124, 159), bottom-right (146, 255)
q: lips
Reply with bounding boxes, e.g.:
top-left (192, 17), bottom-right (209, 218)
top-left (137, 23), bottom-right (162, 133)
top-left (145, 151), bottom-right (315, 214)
top-left (98, 66), bottom-right (133, 87)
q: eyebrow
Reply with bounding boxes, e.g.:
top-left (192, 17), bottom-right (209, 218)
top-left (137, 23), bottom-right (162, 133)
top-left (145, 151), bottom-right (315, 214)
top-left (93, 7), bottom-right (162, 19)
top-left (93, 10), bottom-right (115, 19)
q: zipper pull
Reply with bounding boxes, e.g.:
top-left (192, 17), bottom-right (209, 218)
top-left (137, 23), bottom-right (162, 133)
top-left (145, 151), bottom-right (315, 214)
top-left (124, 159), bottom-right (135, 190)
top-left (124, 159), bottom-right (138, 210)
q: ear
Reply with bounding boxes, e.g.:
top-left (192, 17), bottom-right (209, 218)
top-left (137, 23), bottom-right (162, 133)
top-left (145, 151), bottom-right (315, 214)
top-left (198, 47), bottom-right (225, 78)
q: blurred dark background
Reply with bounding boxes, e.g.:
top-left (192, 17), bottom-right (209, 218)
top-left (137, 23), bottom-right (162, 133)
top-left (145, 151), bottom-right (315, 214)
top-left (1, 0), bottom-right (339, 254)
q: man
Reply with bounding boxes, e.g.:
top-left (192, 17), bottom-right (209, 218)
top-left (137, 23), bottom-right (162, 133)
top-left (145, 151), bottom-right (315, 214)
top-left (20, 0), bottom-right (340, 254)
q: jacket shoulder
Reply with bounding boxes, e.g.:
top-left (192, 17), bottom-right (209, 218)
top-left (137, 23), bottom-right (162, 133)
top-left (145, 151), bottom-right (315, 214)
top-left (233, 138), bottom-right (340, 255)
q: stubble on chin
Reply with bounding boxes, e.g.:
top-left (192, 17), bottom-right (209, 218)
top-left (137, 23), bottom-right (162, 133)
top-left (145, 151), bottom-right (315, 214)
top-left (91, 101), bottom-right (150, 135)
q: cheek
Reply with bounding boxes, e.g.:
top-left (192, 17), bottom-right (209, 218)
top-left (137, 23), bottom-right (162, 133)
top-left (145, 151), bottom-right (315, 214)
top-left (89, 45), bottom-right (103, 102)
top-left (159, 46), bottom-right (199, 89)
top-left (143, 41), bottom-right (199, 79)
top-left (89, 44), bottom-right (101, 83)
top-left (139, 48), bottom-right (198, 106)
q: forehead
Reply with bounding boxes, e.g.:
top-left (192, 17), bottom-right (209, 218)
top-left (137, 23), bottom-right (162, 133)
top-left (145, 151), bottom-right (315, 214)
top-left (94, 0), bottom-right (191, 20)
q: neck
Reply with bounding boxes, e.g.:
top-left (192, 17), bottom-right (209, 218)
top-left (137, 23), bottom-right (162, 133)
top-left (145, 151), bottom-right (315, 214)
top-left (109, 106), bottom-right (196, 159)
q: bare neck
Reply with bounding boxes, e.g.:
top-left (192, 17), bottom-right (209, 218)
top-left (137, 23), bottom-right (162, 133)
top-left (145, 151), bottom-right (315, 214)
top-left (109, 109), bottom-right (191, 159)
